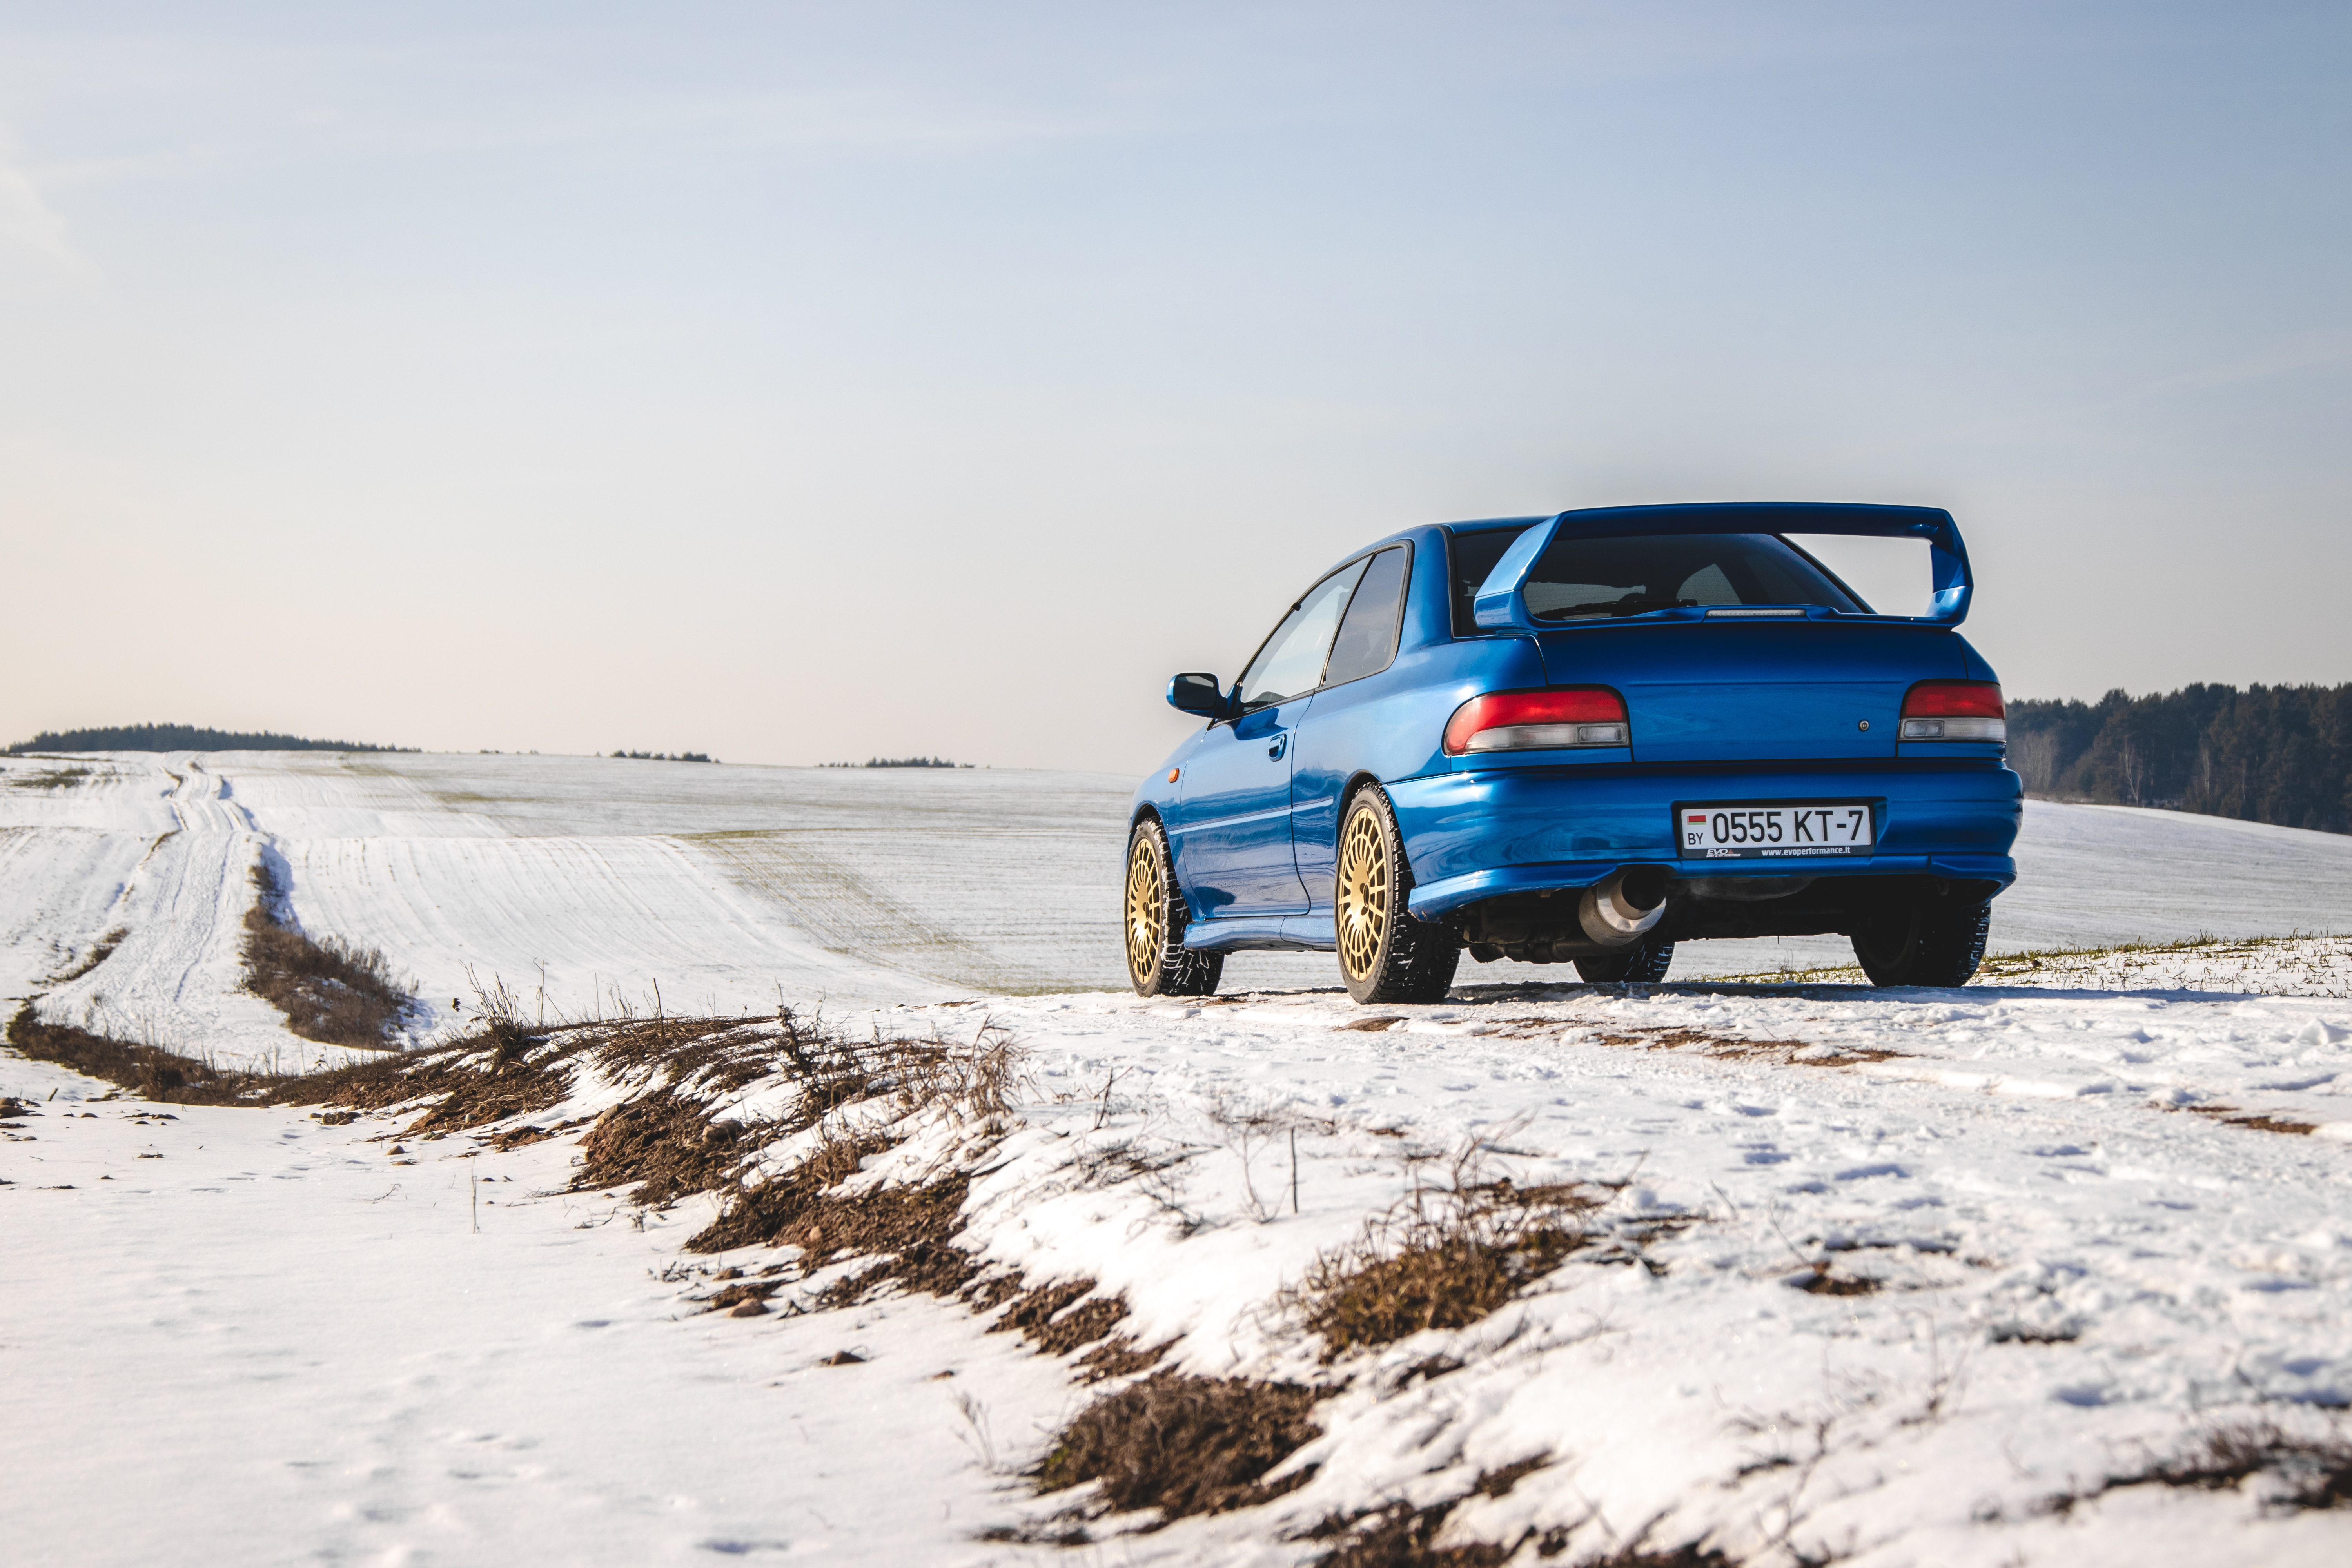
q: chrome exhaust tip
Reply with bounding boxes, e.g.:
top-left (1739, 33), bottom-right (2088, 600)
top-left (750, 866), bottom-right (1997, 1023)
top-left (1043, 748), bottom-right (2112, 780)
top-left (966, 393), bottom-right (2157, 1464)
top-left (1579, 867), bottom-right (1667, 947)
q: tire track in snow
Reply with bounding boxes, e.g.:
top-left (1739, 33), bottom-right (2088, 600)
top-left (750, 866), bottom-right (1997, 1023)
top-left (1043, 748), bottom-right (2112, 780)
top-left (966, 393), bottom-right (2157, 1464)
top-left (29, 760), bottom-right (332, 1070)
top-left (679, 828), bottom-right (1078, 996)
top-left (274, 833), bottom-right (964, 1029)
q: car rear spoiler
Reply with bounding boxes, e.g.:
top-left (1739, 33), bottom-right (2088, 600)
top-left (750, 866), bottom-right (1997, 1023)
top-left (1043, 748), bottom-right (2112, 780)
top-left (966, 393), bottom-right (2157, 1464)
top-left (1472, 502), bottom-right (1973, 632)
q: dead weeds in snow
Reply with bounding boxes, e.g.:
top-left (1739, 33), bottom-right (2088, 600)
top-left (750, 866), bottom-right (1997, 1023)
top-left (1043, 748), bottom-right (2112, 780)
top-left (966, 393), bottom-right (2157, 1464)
top-left (1296, 1135), bottom-right (1625, 1360)
top-left (577, 1087), bottom-right (753, 1205)
top-left (2182, 1104), bottom-right (2319, 1136)
top-left (241, 864), bottom-right (417, 1049)
top-left (48, 928), bottom-right (125, 985)
top-left (5, 1004), bottom-right (273, 1106)
top-left (1032, 1372), bottom-right (1326, 1524)
top-left (1597, 1026), bottom-right (1899, 1069)
top-left (1295, 1454), bottom-right (1573, 1567)
top-left (2039, 1417), bottom-right (2352, 1518)
top-left (1293, 1454), bottom-right (1737, 1566)
top-left (675, 1014), bottom-right (1030, 1314)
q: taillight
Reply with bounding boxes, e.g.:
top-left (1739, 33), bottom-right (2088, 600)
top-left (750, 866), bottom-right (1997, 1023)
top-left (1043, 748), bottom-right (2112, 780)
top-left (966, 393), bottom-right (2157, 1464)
top-left (1443, 688), bottom-right (1629, 755)
top-left (1901, 680), bottom-right (2005, 741)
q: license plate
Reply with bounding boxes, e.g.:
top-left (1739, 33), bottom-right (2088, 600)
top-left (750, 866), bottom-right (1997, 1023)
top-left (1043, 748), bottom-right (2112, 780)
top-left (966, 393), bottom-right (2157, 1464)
top-left (1677, 802), bottom-right (1875, 859)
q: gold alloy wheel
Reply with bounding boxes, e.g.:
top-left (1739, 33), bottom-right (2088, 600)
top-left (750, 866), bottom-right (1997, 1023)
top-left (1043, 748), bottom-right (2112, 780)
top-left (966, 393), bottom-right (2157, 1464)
top-left (1336, 807), bottom-right (1389, 982)
top-left (1125, 835), bottom-right (1166, 981)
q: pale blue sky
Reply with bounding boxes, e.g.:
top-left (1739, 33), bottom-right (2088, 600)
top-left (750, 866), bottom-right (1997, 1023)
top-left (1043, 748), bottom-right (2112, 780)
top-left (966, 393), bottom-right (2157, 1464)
top-left (2, 2), bottom-right (2346, 771)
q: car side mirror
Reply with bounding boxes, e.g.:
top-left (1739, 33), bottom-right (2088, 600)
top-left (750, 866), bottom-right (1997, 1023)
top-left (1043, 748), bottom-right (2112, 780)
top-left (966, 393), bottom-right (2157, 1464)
top-left (1166, 672), bottom-right (1234, 719)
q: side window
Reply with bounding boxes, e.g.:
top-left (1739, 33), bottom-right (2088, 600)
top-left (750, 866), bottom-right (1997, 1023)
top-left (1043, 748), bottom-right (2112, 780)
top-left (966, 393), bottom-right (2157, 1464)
top-left (1235, 559), bottom-right (1369, 711)
top-left (1445, 524), bottom-right (1535, 636)
top-left (1322, 547), bottom-right (1409, 686)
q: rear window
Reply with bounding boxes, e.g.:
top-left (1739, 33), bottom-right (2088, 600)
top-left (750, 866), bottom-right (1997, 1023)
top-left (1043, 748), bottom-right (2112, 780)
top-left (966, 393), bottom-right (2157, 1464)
top-left (1449, 527), bottom-right (1866, 632)
top-left (1526, 532), bottom-right (1864, 619)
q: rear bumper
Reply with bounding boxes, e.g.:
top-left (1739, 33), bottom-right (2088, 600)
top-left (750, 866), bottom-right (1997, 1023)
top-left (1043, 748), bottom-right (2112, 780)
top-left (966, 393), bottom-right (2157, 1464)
top-left (1389, 759), bottom-right (2021, 920)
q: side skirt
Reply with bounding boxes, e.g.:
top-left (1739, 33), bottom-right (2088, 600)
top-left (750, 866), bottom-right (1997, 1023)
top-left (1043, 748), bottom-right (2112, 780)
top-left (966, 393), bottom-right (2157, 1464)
top-left (1181, 913), bottom-right (1338, 954)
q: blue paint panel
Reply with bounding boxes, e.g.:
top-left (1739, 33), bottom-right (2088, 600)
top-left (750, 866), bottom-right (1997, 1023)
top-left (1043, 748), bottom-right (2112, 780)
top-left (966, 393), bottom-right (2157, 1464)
top-left (1160, 697), bottom-right (1313, 916)
top-left (1537, 621), bottom-right (1967, 765)
top-left (1385, 759), bottom-right (2021, 914)
top-left (1289, 631), bottom-right (1546, 904)
top-left (1181, 912), bottom-right (1339, 953)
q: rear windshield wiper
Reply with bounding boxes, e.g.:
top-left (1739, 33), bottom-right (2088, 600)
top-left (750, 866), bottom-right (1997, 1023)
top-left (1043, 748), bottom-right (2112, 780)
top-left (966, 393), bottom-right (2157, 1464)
top-left (1533, 595), bottom-right (1698, 621)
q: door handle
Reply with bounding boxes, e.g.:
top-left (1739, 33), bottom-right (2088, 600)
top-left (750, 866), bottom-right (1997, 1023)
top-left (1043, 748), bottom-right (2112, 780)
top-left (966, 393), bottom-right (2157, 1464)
top-left (1267, 733), bottom-right (1289, 760)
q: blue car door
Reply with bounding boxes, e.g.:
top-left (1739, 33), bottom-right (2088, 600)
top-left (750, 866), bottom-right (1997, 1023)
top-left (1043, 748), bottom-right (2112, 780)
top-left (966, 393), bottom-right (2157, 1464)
top-left (1286, 544), bottom-right (1412, 905)
top-left (1168, 696), bottom-right (1317, 915)
top-left (1167, 559), bottom-right (1369, 917)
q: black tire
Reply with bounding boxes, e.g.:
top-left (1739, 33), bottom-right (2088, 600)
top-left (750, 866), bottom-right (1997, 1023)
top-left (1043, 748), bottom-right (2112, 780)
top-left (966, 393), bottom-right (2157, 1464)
top-left (1573, 935), bottom-right (1677, 985)
top-left (1124, 818), bottom-right (1223, 997)
top-left (1335, 786), bottom-right (1461, 1005)
top-left (1852, 898), bottom-right (1990, 987)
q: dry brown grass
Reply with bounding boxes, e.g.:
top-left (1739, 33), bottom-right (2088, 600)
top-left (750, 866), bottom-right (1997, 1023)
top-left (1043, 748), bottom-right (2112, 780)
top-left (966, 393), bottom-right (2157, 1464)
top-left (2042, 1419), bottom-right (2352, 1517)
top-left (1306, 1487), bottom-right (1735, 1568)
top-left (1300, 1143), bottom-right (1613, 1359)
top-left (575, 1088), bottom-right (753, 1206)
top-left (979, 1276), bottom-right (1143, 1367)
top-left (686, 1127), bottom-right (978, 1306)
top-left (1599, 1026), bottom-right (1899, 1068)
top-left (241, 866), bottom-right (416, 1049)
top-left (49, 929), bottom-right (125, 985)
top-left (682, 1016), bottom-right (1020, 1310)
top-left (2184, 1104), bottom-right (2319, 1136)
top-left (1298, 1457), bottom-right (1569, 1566)
top-left (1789, 1266), bottom-right (1881, 1297)
top-left (5, 1003), bottom-right (280, 1105)
top-left (1034, 1372), bottom-right (1325, 1523)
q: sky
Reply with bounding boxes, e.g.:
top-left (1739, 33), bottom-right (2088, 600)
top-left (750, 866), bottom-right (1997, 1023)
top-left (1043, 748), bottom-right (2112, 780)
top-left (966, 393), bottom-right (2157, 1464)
top-left (2, 1), bottom-right (2346, 774)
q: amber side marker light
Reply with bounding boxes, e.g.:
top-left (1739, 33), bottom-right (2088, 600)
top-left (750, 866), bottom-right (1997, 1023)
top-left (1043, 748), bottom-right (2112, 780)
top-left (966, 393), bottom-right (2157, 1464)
top-left (1443, 688), bottom-right (1628, 755)
top-left (1900, 680), bottom-right (2005, 741)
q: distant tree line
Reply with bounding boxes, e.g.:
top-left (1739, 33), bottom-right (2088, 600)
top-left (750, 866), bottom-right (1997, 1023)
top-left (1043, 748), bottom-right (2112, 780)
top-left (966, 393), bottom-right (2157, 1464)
top-left (606, 750), bottom-right (716, 763)
top-left (819, 756), bottom-right (973, 769)
top-left (3, 723), bottom-right (415, 755)
top-left (2009, 683), bottom-right (2352, 833)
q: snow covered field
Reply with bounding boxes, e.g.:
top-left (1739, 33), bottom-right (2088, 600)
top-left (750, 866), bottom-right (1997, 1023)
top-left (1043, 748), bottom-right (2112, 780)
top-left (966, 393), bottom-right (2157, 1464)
top-left (5, 751), bottom-right (2352, 1565)
top-left (6, 751), bottom-right (2352, 1063)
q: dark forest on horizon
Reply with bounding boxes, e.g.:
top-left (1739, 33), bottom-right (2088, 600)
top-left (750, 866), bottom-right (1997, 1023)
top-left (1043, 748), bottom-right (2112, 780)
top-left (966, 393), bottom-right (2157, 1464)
top-left (2010, 683), bottom-right (2351, 834)
top-left (3, 724), bottom-right (415, 755)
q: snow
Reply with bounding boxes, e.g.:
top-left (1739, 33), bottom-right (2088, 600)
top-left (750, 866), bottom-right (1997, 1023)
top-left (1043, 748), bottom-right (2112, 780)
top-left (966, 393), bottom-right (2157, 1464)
top-left (9, 752), bottom-right (2352, 1051)
top-left (6, 751), bottom-right (2352, 1564)
top-left (0, 1052), bottom-right (1067, 1566)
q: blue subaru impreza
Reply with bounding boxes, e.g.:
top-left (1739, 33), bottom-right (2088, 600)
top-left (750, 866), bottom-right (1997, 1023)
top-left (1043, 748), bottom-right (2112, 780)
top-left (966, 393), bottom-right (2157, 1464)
top-left (1125, 503), bottom-right (2020, 1004)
